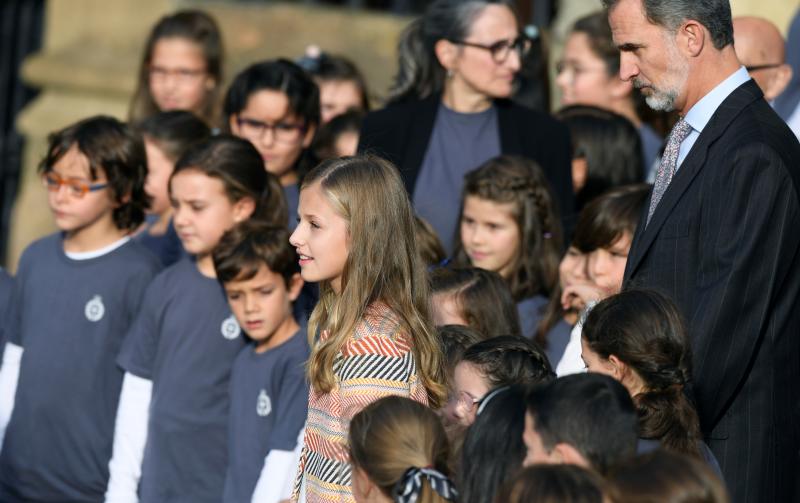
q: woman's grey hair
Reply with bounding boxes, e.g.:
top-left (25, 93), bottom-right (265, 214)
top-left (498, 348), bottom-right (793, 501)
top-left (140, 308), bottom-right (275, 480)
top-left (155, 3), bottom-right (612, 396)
top-left (388, 0), bottom-right (515, 104)
top-left (602, 0), bottom-right (733, 50)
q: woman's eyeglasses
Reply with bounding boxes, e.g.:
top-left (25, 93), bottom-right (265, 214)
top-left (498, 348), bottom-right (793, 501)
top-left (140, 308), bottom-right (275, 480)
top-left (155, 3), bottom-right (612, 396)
top-left (449, 35), bottom-right (532, 64)
top-left (42, 172), bottom-right (108, 198)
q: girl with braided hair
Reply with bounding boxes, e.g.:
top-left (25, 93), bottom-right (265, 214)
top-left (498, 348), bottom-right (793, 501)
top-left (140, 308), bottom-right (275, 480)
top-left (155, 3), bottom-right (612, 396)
top-left (453, 155), bottom-right (562, 343)
top-left (349, 396), bottom-right (457, 503)
top-left (580, 289), bottom-right (720, 472)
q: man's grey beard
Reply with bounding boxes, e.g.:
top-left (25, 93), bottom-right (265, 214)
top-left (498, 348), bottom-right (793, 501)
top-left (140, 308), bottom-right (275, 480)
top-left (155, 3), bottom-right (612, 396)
top-left (634, 79), bottom-right (679, 112)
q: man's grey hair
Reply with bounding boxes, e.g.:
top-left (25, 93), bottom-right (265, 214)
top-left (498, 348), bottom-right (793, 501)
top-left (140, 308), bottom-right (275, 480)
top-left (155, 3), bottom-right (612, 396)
top-left (602, 0), bottom-right (734, 49)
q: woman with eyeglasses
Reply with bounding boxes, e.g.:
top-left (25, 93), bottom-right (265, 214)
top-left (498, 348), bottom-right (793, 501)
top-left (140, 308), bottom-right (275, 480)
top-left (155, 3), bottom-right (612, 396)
top-left (556, 11), bottom-right (664, 179)
top-left (359, 0), bottom-right (574, 252)
top-left (224, 59), bottom-right (320, 231)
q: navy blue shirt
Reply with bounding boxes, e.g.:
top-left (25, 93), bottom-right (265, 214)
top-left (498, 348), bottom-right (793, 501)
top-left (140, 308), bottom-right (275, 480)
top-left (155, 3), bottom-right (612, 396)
top-left (284, 183), bottom-right (299, 231)
top-left (118, 257), bottom-right (246, 503)
top-left (0, 234), bottom-right (160, 502)
top-left (134, 215), bottom-right (186, 267)
top-left (0, 268), bottom-right (14, 360)
top-left (517, 296), bottom-right (572, 367)
top-left (223, 329), bottom-right (309, 503)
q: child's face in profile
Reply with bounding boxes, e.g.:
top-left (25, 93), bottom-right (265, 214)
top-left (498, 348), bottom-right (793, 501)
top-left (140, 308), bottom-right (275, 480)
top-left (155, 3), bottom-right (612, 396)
top-left (460, 195), bottom-right (521, 278)
top-left (318, 79), bottom-right (363, 124)
top-left (587, 231), bottom-right (632, 296)
top-left (45, 144), bottom-right (116, 237)
top-left (144, 139), bottom-right (173, 216)
top-left (290, 182), bottom-right (349, 293)
top-left (451, 360), bottom-right (491, 427)
top-left (224, 265), bottom-right (303, 353)
top-left (148, 37), bottom-right (213, 115)
top-left (230, 89), bottom-right (315, 186)
top-left (431, 292), bottom-right (467, 327)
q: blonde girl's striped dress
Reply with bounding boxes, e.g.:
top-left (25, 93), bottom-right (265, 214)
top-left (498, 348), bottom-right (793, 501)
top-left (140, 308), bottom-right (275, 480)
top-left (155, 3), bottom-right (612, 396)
top-left (293, 303), bottom-right (429, 503)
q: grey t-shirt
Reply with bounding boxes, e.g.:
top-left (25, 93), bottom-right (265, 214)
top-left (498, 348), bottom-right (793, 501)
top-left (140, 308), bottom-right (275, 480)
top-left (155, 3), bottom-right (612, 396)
top-left (223, 330), bottom-right (309, 503)
top-left (118, 257), bottom-right (246, 503)
top-left (413, 104), bottom-right (501, 251)
top-left (0, 234), bottom-right (160, 502)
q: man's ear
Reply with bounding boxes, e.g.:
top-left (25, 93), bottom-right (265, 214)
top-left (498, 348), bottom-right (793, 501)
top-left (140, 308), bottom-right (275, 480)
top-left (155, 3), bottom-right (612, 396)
top-left (553, 442), bottom-right (591, 469)
top-left (679, 20), bottom-right (706, 58)
top-left (765, 64), bottom-right (793, 101)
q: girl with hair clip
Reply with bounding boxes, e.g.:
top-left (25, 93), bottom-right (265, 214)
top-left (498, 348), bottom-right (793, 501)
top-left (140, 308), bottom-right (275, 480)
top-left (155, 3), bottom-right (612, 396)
top-left (549, 184), bottom-right (650, 376)
top-left (453, 155), bottom-right (562, 341)
top-left (289, 155), bottom-right (446, 503)
top-left (225, 59), bottom-right (320, 230)
top-left (130, 9), bottom-right (223, 125)
top-left (498, 465), bottom-right (608, 503)
top-left (451, 336), bottom-right (554, 428)
top-left (359, 0), bottom-right (573, 253)
top-left (459, 385), bottom-right (529, 503)
top-left (430, 266), bottom-right (522, 338)
top-left (581, 289), bottom-right (721, 471)
top-left (297, 50), bottom-right (371, 124)
top-left (349, 396), bottom-right (457, 503)
top-left (106, 136), bottom-right (287, 503)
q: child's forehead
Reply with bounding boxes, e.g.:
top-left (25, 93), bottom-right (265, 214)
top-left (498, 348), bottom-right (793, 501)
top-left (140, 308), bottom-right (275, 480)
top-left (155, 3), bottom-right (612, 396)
top-left (227, 263), bottom-right (284, 287)
top-left (51, 143), bottom-right (96, 178)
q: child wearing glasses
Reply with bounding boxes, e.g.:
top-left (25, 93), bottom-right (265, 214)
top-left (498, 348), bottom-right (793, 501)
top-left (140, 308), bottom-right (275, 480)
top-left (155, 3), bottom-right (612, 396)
top-left (0, 116), bottom-right (161, 502)
top-left (130, 9), bottom-right (224, 125)
top-left (225, 59), bottom-right (320, 231)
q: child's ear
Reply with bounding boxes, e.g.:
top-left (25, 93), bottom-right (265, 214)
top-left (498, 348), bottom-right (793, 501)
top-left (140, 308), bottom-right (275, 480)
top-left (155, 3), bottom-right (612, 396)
top-left (228, 115), bottom-right (240, 135)
top-left (554, 442), bottom-right (591, 469)
top-left (287, 272), bottom-right (304, 301)
top-left (232, 197), bottom-right (256, 223)
top-left (302, 124), bottom-right (317, 149)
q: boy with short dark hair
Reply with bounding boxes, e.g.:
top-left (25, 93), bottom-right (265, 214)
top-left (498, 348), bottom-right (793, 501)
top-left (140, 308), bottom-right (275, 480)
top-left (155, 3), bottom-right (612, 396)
top-left (212, 220), bottom-right (309, 503)
top-left (0, 115), bottom-right (161, 501)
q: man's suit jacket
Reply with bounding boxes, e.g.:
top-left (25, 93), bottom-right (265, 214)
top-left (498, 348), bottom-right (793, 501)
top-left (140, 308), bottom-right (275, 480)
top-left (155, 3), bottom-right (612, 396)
top-left (624, 80), bottom-right (800, 502)
top-left (357, 93), bottom-right (575, 218)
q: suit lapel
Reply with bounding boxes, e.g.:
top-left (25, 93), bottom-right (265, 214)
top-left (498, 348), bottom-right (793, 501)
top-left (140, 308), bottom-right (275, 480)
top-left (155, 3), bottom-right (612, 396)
top-left (625, 80), bottom-right (764, 277)
top-left (401, 93), bottom-right (442, 194)
top-left (496, 99), bottom-right (522, 154)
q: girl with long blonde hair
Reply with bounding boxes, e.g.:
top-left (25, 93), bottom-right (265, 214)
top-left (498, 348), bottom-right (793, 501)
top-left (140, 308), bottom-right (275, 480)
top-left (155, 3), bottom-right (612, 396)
top-left (289, 155), bottom-right (446, 503)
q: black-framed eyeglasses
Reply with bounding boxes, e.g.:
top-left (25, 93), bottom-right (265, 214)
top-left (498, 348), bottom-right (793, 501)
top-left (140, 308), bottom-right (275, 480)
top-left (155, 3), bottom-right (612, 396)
top-left (745, 63), bottom-right (783, 72)
top-left (235, 117), bottom-right (307, 143)
top-left (449, 35), bottom-right (532, 63)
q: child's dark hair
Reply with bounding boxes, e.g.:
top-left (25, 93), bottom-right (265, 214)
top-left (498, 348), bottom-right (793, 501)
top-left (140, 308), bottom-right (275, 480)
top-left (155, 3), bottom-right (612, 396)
top-left (212, 220), bottom-right (299, 288)
top-left (582, 289), bottom-right (703, 458)
top-left (224, 59), bottom-right (321, 178)
top-left (39, 115), bottom-right (148, 231)
top-left (437, 324), bottom-right (483, 383)
top-left (134, 110), bottom-right (211, 162)
top-left (311, 110), bottom-right (364, 161)
top-left (555, 105), bottom-right (644, 209)
top-left (525, 373), bottom-right (639, 475)
top-left (607, 450), bottom-right (729, 503)
top-left (300, 52), bottom-right (371, 111)
top-left (459, 386), bottom-right (527, 503)
top-left (498, 465), bottom-right (607, 503)
top-left (453, 155), bottom-right (562, 301)
top-left (535, 184), bottom-right (650, 346)
top-left (461, 336), bottom-right (555, 389)
top-left (171, 135), bottom-right (287, 226)
top-left (431, 267), bottom-right (521, 338)
top-left (130, 10), bottom-right (223, 123)
top-left (415, 215), bottom-right (447, 267)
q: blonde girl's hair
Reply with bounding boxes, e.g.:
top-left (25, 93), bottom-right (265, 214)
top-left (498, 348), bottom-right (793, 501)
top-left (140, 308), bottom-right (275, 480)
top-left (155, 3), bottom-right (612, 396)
top-left (453, 155), bottom-right (563, 302)
top-left (303, 155), bottom-right (446, 408)
top-left (349, 396), bottom-right (454, 503)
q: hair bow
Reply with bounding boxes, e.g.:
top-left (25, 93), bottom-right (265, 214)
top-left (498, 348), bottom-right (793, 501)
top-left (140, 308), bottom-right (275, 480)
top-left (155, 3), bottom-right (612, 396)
top-left (393, 467), bottom-right (458, 503)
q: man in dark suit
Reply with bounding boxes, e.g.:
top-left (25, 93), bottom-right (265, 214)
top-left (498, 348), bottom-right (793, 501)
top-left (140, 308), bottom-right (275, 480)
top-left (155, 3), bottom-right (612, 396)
top-left (604, 0), bottom-right (800, 501)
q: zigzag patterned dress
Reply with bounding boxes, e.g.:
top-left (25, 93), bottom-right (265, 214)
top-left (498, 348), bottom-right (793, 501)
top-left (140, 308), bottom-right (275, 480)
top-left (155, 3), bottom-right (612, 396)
top-left (293, 303), bottom-right (429, 503)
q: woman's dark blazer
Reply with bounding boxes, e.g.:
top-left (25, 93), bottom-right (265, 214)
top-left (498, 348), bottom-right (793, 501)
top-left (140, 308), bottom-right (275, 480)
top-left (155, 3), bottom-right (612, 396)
top-left (358, 92), bottom-right (575, 217)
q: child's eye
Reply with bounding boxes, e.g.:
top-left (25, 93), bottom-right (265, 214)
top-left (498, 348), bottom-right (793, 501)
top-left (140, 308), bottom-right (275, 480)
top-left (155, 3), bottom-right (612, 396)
top-left (310, 221), bottom-right (320, 229)
top-left (259, 288), bottom-right (274, 296)
top-left (227, 292), bottom-right (241, 301)
top-left (190, 204), bottom-right (205, 212)
top-left (487, 223), bottom-right (500, 230)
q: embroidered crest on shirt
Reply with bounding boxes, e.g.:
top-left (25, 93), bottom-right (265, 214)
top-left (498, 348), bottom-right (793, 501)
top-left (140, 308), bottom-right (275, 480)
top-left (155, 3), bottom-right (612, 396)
top-left (85, 295), bottom-right (105, 322)
top-left (257, 389), bottom-right (272, 417)
top-left (220, 315), bottom-right (241, 340)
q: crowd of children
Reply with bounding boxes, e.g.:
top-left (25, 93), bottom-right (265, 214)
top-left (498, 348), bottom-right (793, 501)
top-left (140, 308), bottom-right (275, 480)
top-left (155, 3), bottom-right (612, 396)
top-left (0, 2), bottom-right (737, 503)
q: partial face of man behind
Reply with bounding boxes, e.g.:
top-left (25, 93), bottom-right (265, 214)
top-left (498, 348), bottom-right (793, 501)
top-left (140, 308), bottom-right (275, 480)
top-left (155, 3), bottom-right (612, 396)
top-left (607, 0), bottom-right (690, 112)
top-left (733, 16), bottom-right (792, 101)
